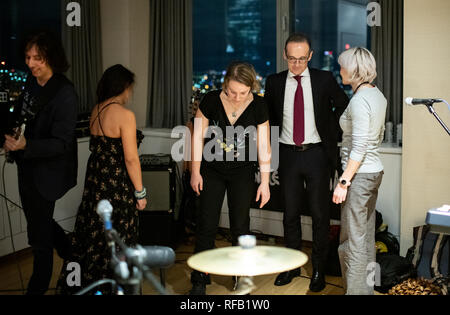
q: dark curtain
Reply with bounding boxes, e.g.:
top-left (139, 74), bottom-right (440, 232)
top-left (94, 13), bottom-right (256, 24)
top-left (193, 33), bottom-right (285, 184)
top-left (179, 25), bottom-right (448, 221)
top-left (61, 0), bottom-right (103, 114)
top-left (148, 0), bottom-right (193, 128)
top-left (371, 0), bottom-right (404, 132)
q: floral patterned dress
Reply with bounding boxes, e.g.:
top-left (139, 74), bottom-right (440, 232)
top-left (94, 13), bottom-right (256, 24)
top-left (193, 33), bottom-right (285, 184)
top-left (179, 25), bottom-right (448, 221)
top-left (56, 130), bottom-right (144, 295)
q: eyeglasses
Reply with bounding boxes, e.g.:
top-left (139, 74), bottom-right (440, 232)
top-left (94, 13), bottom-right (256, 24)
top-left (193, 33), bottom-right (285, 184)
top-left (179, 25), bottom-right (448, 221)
top-left (286, 54), bottom-right (310, 64)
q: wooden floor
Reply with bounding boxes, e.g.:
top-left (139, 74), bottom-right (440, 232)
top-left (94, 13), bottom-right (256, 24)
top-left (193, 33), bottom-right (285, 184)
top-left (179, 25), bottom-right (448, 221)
top-left (0, 233), bottom-right (346, 295)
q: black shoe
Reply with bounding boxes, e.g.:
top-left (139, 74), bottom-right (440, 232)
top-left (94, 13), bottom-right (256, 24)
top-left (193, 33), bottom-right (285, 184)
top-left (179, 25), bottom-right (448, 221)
top-left (274, 268), bottom-right (301, 286)
top-left (189, 270), bottom-right (210, 295)
top-left (190, 270), bottom-right (211, 284)
top-left (55, 241), bottom-right (73, 261)
top-left (309, 270), bottom-right (326, 292)
top-left (189, 282), bottom-right (206, 295)
top-left (53, 224), bottom-right (73, 260)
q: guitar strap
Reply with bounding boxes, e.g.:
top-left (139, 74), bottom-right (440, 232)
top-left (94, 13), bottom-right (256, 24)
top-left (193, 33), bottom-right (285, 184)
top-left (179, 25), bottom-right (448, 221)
top-left (19, 73), bottom-right (72, 122)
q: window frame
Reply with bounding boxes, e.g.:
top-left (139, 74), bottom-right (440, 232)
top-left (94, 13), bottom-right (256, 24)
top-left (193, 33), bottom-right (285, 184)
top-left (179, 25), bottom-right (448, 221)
top-left (276, 0), bottom-right (292, 73)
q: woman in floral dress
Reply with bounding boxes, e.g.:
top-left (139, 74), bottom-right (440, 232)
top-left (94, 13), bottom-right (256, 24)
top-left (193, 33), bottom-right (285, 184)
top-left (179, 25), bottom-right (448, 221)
top-left (56, 65), bottom-right (147, 294)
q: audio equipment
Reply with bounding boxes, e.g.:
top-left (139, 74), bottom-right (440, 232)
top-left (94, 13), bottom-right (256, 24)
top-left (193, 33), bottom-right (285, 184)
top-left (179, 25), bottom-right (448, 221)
top-left (140, 154), bottom-right (172, 168)
top-left (138, 159), bottom-right (178, 248)
top-left (139, 211), bottom-right (177, 249)
top-left (140, 162), bottom-right (176, 212)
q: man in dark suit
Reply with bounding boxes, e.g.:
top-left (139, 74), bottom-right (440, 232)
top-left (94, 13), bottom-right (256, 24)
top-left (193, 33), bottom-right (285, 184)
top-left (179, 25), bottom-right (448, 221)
top-left (264, 33), bottom-right (348, 292)
top-left (3, 31), bottom-right (78, 295)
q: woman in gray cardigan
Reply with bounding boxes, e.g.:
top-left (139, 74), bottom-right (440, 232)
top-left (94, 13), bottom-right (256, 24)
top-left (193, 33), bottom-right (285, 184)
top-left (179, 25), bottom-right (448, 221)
top-left (333, 47), bottom-right (387, 295)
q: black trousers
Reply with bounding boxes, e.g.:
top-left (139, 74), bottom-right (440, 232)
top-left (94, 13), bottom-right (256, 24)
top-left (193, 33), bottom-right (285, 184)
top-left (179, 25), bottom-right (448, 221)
top-left (279, 143), bottom-right (330, 271)
top-left (18, 168), bottom-right (69, 295)
top-left (194, 165), bottom-right (255, 254)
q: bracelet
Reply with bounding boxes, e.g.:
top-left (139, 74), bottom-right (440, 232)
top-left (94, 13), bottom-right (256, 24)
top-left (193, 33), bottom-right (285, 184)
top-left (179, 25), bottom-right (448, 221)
top-left (134, 187), bottom-right (147, 200)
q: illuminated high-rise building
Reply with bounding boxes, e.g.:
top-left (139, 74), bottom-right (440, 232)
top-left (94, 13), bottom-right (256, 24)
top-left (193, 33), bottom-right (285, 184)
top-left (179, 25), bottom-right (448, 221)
top-left (193, 0), bottom-right (276, 87)
top-left (225, 0), bottom-right (262, 62)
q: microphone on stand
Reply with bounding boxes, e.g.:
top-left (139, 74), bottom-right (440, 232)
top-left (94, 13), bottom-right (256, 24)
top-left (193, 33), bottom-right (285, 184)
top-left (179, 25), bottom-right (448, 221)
top-left (405, 97), bottom-right (443, 106)
top-left (114, 261), bottom-right (130, 280)
top-left (126, 245), bottom-right (176, 269)
top-left (93, 199), bottom-right (171, 295)
top-left (405, 97), bottom-right (450, 136)
top-left (96, 199), bottom-right (113, 231)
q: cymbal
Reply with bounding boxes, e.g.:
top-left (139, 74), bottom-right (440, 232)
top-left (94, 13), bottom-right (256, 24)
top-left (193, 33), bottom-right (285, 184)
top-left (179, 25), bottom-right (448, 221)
top-left (187, 246), bottom-right (308, 276)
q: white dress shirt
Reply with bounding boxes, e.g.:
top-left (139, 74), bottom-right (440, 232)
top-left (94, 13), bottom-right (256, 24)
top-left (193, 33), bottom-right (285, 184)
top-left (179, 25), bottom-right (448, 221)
top-left (280, 68), bottom-right (322, 145)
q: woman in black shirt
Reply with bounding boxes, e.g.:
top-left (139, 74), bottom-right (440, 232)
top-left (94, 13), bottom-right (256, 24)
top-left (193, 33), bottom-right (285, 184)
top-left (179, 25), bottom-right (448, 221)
top-left (189, 62), bottom-right (271, 295)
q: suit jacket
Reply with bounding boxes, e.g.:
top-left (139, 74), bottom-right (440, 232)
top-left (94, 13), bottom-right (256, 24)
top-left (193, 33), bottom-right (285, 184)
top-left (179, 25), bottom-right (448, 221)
top-left (16, 74), bottom-right (78, 201)
top-left (264, 68), bottom-right (349, 170)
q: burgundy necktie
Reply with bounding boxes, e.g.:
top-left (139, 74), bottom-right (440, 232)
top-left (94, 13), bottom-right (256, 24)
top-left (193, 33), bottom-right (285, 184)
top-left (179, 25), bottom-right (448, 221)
top-left (293, 75), bottom-right (305, 146)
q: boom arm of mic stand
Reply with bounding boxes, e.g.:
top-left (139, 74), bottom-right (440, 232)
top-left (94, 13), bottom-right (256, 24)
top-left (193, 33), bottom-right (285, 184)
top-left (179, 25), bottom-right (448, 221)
top-left (105, 229), bottom-right (169, 295)
top-left (106, 229), bottom-right (129, 252)
top-left (74, 279), bottom-right (117, 295)
top-left (142, 267), bottom-right (169, 295)
top-left (426, 103), bottom-right (450, 136)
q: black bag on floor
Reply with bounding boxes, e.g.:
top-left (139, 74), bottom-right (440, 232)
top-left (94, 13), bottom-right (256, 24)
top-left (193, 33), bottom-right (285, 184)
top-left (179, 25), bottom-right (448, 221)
top-left (373, 211), bottom-right (414, 293)
top-left (375, 253), bottom-right (417, 293)
top-left (179, 170), bottom-right (199, 235)
top-left (405, 225), bottom-right (449, 295)
top-left (325, 225), bottom-right (342, 277)
top-left (376, 231), bottom-right (400, 255)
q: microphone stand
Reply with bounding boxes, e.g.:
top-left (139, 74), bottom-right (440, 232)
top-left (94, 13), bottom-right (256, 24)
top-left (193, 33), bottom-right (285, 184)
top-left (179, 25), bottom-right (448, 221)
top-left (424, 100), bottom-right (450, 136)
top-left (233, 276), bottom-right (256, 295)
top-left (75, 228), bottom-right (169, 295)
top-left (74, 279), bottom-right (118, 296)
top-left (105, 229), bottom-right (169, 295)
top-left (86, 201), bottom-right (172, 295)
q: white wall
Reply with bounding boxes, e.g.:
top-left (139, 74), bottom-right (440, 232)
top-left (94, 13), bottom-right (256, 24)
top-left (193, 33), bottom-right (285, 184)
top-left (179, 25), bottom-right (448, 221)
top-left (0, 127), bottom-right (404, 257)
top-left (140, 130), bottom-right (402, 242)
top-left (0, 159), bottom-right (27, 256)
top-left (377, 146), bottom-right (402, 238)
top-left (100, 0), bottom-right (150, 128)
top-left (0, 138), bottom-right (91, 257)
top-left (401, 0), bottom-right (450, 255)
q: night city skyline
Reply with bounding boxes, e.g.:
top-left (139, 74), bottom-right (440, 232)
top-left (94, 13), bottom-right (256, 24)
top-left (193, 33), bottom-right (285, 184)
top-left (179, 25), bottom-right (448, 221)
top-left (1, 0), bottom-right (369, 97)
top-left (193, 0), bottom-right (277, 93)
top-left (0, 0), bottom-right (61, 72)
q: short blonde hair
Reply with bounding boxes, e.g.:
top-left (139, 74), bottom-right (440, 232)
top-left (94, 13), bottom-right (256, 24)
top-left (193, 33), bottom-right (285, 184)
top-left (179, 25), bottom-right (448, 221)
top-left (223, 62), bottom-right (261, 92)
top-left (338, 47), bottom-right (377, 84)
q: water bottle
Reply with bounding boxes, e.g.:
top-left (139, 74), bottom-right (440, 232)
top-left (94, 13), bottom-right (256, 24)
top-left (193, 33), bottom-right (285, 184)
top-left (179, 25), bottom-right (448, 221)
top-left (385, 122), bottom-right (393, 143)
top-left (396, 123), bottom-right (402, 147)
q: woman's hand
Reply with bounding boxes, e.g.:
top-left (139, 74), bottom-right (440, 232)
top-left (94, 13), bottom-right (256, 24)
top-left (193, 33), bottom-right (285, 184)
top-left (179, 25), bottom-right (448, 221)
top-left (190, 172), bottom-right (203, 196)
top-left (136, 198), bottom-right (147, 210)
top-left (256, 182), bottom-right (270, 209)
top-left (332, 184), bottom-right (348, 204)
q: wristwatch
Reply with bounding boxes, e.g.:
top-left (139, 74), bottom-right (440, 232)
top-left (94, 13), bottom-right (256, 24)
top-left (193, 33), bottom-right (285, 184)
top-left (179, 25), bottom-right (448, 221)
top-left (339, 178), bottom-right (351, 188)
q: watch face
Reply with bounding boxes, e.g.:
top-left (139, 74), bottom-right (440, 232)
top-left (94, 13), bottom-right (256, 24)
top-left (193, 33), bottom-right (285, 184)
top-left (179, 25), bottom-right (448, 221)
top-left (340, 179), bottom-right (347, 185)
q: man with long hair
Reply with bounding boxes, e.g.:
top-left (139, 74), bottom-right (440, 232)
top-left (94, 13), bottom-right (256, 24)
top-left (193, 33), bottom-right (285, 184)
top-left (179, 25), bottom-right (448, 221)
top-left (3, 31), bottom-right (78, 295)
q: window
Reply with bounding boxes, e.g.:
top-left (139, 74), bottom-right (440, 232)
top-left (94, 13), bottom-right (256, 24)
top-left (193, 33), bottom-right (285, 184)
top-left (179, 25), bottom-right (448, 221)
top-left (292, 0), bottom-right (371, 96)
top-left (192, 0), bottom-right (371, 98)
top-left (0, 0), bottom-right (61, 142)
top-left (0, 0), bottom-right (61, 98)
top-left (193, 0), bottom-right (277, 95)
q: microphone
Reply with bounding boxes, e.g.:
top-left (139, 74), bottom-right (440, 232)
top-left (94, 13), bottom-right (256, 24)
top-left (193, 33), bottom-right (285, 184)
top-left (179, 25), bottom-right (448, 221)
top-left (113, 261), bottom-right (130, 280)
top-left (405, 97), bottom-right (443, 106)
top-left (96, 199), bottom-right (113, 231)
top-left (127, 245), bottom-right (176, 269)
